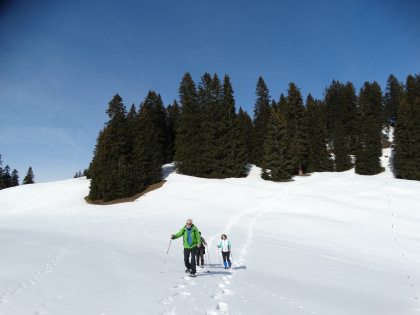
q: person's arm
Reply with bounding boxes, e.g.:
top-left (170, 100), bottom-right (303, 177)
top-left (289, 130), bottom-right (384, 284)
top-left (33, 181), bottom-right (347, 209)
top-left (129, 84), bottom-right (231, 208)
top-left (228, 241), bottom-right (231, 249)
top-left (172, 227), bottom-right (185, 239)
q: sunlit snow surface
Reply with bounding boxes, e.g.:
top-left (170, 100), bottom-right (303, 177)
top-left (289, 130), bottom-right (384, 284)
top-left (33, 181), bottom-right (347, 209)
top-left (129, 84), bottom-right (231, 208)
top-left (1, 148), bottom-right (419, 315)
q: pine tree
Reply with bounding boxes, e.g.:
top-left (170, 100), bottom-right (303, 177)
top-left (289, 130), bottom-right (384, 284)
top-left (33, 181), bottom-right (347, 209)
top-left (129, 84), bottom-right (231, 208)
top-left (132, 99), bottom-right (164, 192)
top-left (237, 107), bottom-right (253, 164)
top-left (306, 95), bottom-right (334, 172)
top-left (355, 82), bottom-right (383, 175)
top-left (277, 93), bottom-right (287, 114)
top-left (384, 74), bottom-right (403, 127)
top-left (285, 82), bottom-right (308, 175)
top-left (393, 74), bottom-right (420, 180)
top-left (11, 169), bottom-right (19, 186)
top-left (0, 155), bottom-right (3, 189)
top-left (166, 100), bottom-right (181, 162)
top-left (23, 167), bottom-right (35, 185)
top-left (252, 77), bottom-right (271, 166)
top-left (342, 82), bottom-right (358, 153)
top-left (324, 80), bottom-right (355, 170)
top-left (334, 120), bottom-right (353, 171)
top-left (2, 165), bottom-right (12, 188)
top-left (262, 107), bottom-right (293, 181)
top-left (174, 73), bottom-right (202, 176)
top-left (88, 93), bottom-right (129, 201)
top-left (220, 75), bottom-right (247, 177)
top-left (199, 73), bottom-right (223, 177)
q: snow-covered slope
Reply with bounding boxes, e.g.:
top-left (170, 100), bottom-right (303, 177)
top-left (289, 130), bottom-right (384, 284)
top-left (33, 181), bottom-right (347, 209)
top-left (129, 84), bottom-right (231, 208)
top-left (1, 154), bottom-right (419, 315)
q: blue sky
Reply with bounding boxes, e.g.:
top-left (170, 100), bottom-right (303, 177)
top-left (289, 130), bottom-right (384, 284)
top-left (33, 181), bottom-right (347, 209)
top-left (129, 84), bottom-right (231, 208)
top-left (1, 0), bottom-right (419, 183)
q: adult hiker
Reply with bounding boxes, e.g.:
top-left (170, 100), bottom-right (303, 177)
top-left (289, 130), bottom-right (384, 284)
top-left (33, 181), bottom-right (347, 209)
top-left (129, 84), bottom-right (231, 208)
top-left (196, 231), bottom-right (208, 268)
top-left (218, 234), bottom-right (232, 269)
top-left (171, 219), bottom-right (202, 277)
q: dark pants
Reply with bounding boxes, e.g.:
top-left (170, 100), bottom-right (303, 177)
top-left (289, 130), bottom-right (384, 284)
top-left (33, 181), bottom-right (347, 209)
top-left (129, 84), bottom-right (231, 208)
top-left (222, 251), bottom-right (230, 263)
top-left (184, 247), bottom-right (197, 274)
top-left (196, 246), bottom-right (205, 265)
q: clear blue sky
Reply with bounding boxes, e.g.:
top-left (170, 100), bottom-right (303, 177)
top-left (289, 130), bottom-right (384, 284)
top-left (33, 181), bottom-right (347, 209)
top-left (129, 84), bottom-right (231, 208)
top-left (1, 0), bottom-right (419, 183)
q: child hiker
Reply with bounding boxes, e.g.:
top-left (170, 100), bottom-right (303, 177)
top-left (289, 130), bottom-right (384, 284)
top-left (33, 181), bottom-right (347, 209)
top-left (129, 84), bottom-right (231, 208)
top-left (218, 234), bottom-right (231, 269)
top-left (196, 231), bottom-right (208, 267)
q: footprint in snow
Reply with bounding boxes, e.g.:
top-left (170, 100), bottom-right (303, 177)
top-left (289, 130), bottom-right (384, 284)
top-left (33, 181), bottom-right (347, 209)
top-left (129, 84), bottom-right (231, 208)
top-left (217, 302), bottom-right (228, 312)
top-left (223, 289), bottom-right (234, 295)
top-left (161, 296), bottom-right (174, 305)
top-left (218, 284), bottom-right (225, 288)
top-left (176, 291), bottom-right (191, 297)
top-left (212, 293), bottom-right (222, 300)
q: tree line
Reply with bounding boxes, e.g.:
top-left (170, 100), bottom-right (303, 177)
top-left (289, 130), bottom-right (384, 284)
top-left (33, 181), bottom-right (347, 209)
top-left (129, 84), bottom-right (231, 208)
top-left (88, 72), bottom-right (420, 202)
top-left (0, 155), bottom-right (35, 189)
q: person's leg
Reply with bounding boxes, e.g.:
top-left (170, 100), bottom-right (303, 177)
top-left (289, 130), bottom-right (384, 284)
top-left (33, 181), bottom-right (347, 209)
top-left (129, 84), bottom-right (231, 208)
top-left (184, 248), bottom-right (191, 270)
top-left (222, 251), bottom-right (228, 268)
top-left (227, 251), bottom-right (231, 267)
top-left (196, 249), bottom-right (200, 266)
top-left (200, 248), bottom-right (205, 265)
top-left (190, 247), bottom-right (197, 274)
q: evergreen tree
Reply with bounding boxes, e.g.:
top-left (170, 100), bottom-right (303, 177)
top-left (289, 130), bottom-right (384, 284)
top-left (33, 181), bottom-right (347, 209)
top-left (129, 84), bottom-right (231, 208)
top-left (237, 107), bottom-right (253, 164)
top-left (0, 155), bottom-right (3, 189)
top-left (132, 99), bottom-right (164, 192)
top-left (342, 82), bottom-right (358, 153)
top-left (324, 80), bottom-right (355, 170)
top-left (262, 107), bottom-right (293, 181)
top-left (199, 73), bottom-right (223, 177)
top-left (11, 169), bottom-right (19, 187)
top-left (88, 93), bottom-right (129, 201)
top-left (393, 74), bottom-right (420, 180)
top-left (252, 77), bottom-right (271, 166)
top-left (2, 165), bottom-right (12, 188)
top-left (306, 95), bottom-right (334, 172)
top-left (166, 100), bottom-right (181, 162)
top-left (285, 82), bottom-right (308, 175)
top-left (384, 74), bottom-right (402, 127)
top-left (220, 75), bottom-right (247, 177)
top-left (174, 73), bottom-right (202, 176)
top-left (277, 93), bottom-right (287, 114)
top-left (355, 82), bottom-right (384, 175)
top-left (333, 119), bottom-right (353, 171)
top-left (23, 167), bottom-right (35, 185)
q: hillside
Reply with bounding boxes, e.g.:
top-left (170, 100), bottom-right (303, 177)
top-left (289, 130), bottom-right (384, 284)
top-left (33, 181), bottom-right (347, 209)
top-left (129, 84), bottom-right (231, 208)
top-left (0, 149), bottom-right (419, 315)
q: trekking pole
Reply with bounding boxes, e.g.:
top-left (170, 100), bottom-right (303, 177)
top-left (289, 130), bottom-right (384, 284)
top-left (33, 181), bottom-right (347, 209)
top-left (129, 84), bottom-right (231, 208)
top-left (230, 248), bottom-right (234, 268)
top-left (217, 246), bottom-right (222, 265)
top-left (206, 246), bottom-right (211, 273)
top-left (161, 239), bottom-right (172, 273)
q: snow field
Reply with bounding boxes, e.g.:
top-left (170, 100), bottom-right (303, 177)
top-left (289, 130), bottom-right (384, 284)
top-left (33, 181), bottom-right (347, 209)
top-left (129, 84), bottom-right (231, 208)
top-left (0, 156), bottom-right (419, 314)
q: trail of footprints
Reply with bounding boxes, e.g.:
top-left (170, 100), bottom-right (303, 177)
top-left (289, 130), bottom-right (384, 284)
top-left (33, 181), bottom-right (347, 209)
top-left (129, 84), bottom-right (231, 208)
top-left (0, 244), bottom-right (71, 305)
top-left (159, 177), bottom-right (324, 314)
top-left (386, 181), bottom-right (418, 302)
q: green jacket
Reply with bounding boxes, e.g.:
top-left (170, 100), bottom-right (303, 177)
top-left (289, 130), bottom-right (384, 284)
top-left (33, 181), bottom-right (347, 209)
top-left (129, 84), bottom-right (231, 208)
top-left (173, 224), bottom-right (202, 249)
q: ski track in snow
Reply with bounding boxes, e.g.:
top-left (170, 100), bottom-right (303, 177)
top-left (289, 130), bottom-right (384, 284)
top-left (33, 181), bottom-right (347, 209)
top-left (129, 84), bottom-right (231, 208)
top-left (156, 173), bottom-right (354, 315)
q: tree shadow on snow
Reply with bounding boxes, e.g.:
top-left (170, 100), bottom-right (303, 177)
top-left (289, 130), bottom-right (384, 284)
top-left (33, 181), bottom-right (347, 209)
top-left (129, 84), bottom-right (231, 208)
top-left (162, 164), bottom-right (175, 180)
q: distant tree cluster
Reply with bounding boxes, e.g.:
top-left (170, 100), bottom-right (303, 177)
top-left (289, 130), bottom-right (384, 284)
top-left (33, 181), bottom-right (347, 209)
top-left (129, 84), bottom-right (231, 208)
top-left (0, 155), bottom-right (35, 189)
top-left (88, 91), bottom-right (174, 202)
top-left (74, 169), bottom-right (89, 178)
top-left (88, 72), bottom-right (420, 202)
top-left (393, 74), bottom-right (420, 180)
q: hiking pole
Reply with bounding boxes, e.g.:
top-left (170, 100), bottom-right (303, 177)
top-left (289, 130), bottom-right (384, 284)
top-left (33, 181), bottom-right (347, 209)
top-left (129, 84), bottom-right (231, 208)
top-left (217, 246), bottom-right (222, 266)
top-left (205, 246), bottom-right (211, 273)
top-left (161, 239), bottom-right (172, 273)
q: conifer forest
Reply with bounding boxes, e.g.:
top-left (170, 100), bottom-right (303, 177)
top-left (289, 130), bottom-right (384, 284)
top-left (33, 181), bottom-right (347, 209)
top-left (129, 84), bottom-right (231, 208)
top-left (88, 73), bottom-right (420, 202)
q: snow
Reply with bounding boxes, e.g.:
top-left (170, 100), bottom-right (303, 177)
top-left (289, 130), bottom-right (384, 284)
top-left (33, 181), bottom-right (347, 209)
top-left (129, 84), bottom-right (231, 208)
top-left (1, 150), bottom-right (420, 315)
